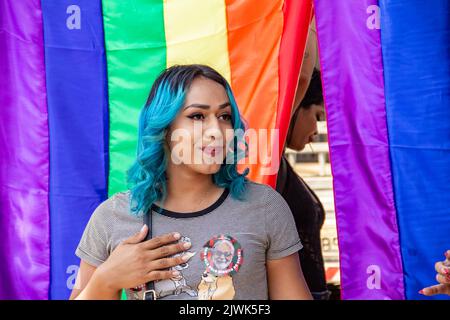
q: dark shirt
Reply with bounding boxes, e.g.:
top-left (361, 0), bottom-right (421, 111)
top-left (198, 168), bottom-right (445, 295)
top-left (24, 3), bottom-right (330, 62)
top-left (276, 155), bottom-right (328, 297)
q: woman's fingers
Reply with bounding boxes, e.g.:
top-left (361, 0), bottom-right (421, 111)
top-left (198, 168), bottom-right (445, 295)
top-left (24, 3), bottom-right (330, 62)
top-left (148, 252), bottom-right (196, 272)
top-left (435, 261), bottom-right (444, 274)
top-left (146, 241), bottom-right (191, 261)
top-left (435, 261), bottom-right (450, 279)
top-left (145, 270), bottom-right (181, 283)
top-left (140, 232), bottom-right (181, 250)
top-left (444, 250), bottom-right (450, 266)
top-left (420, 284), bottom-right (450, 296)
top-left (122, 224), bottom-right (148, 245)
top-left (140, 248), bottom-right (196, 283)
top-left (436, 273), bottom-right (450, 285)
top-left (419, 253), bottom-right (450, 297)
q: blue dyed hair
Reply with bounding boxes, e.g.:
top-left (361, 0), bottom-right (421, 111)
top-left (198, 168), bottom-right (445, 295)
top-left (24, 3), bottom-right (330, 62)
top-left (127, 64), bottom-right (249, 216)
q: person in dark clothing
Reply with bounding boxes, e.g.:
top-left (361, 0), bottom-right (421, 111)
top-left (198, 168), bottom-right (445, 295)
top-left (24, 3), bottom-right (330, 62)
top-left (276, 68), bottom-right (330, 300)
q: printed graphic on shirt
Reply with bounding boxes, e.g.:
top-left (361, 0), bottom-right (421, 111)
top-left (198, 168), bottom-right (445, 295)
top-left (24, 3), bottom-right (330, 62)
top-left (128, 234), bottom-right (243, 300)
top-left (129, 236), bottom-right (197, 300)
top-left (155, 236), bottom-right (197, 299)
top-left (197, 234), bottom-right (243, 300)
top-left (197, 272), bottom-right (235, 300)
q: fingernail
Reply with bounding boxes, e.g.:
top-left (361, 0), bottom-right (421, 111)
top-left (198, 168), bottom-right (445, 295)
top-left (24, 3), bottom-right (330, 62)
top-left (182, 254), bottom-right (190, 261)
top-left (173, 232), bottom-right (181, 239)
top-left (172, 271), bottom-right (180, 276)
top-left (442, 267), bottom-right (449, 275)
top-left (418, 289), bottom-right (424, 295)
top-left (140, 224), bottom-right (147, 232)
top-left (183, 242), bottom-right (192, 249)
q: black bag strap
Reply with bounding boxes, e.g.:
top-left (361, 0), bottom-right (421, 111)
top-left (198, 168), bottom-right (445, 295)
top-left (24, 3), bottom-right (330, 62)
top-left (142, 209), bottom-right (156, 300)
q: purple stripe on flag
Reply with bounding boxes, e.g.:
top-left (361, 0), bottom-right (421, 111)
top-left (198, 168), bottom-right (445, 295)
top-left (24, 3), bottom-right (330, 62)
top-left (0, 1), bottom-right (50, 299)
top-left (314, 0), bottom-right (404, 299)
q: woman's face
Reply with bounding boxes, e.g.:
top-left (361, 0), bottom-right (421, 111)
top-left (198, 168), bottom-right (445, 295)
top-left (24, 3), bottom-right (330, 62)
top-left (287, 104), bottom-right (325, 151)
top-left (166, 76), bottom-right (235, 175)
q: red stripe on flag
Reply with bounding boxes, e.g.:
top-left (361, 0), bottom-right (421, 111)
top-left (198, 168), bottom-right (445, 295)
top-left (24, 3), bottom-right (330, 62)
top-left (266, 0), bottom-right (313, 187)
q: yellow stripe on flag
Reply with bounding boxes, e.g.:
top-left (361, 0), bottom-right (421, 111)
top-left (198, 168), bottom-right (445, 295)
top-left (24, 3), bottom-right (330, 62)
top-left (163, 0), bottom-right (231, 83)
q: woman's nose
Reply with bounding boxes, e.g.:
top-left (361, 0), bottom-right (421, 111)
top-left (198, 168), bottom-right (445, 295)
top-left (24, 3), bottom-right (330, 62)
top-left (204, 118), bottom-right (223, 140)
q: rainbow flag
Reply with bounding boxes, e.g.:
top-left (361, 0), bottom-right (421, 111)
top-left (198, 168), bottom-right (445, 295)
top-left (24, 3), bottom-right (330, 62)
top-left (0, 0), bottom-right (311, 299)
top-left (315, 0), bottom-right (450, 299)
top-left (1, 0), bottom-right (448, 301)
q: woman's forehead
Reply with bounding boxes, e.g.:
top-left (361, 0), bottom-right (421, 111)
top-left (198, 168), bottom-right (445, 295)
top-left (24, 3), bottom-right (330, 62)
top-left (184, 77), bottom-right (229, 105)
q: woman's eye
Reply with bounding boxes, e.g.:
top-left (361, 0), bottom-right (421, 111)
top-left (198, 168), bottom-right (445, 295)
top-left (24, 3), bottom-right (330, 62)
top-left (188, 113), bottom-right (204, 120)
top-left (316, 113), bottom-right (325, 121)
top-left (219, 113), bottom-right (232, 122)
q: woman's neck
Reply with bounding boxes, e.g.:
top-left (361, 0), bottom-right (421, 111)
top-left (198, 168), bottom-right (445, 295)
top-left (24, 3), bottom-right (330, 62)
top-left (157, 163), bottom-right (223, 213)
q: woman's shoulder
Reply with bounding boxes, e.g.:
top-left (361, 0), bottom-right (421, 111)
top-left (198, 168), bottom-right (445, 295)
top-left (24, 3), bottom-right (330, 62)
top-left (243, 181), bottom-right (287, 206)
top-left (91, 190), bottom-right (131, 219)
top-left (244, 180), bottom-right (270, 195)
top-left (242, 181), bottom-right (297, 233)
top-left (111, 189), bottom-right (131, 203)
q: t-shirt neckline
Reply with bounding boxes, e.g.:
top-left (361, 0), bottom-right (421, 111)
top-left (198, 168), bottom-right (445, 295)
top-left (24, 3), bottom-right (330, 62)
top-left (151, 188), bottom-right (230, 218)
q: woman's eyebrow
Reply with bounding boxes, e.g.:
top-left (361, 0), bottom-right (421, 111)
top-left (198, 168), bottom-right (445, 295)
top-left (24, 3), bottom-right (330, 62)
top-left (184, 102), bottom-right (231, 110)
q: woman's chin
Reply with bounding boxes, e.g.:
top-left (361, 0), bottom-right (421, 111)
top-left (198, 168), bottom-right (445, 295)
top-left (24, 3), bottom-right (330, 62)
top-left (288, 142), bottom-right (306, 152)
top-left (189, 163), bottom-right (223, 175)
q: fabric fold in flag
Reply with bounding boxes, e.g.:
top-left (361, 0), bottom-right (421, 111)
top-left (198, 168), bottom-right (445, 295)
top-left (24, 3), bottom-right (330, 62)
top-left (0, 0), bottom-right (50, 299)
top-left (227, 0), bottom-right (312, 186)
top-left (164, 0), bottom-right (231, 82)
top-left (380, 0), bottom-right (450, 300)
top-left (314, 0), bottom-right (405, 299)
top-left (41, 0), bottom-right (109, 299)
top-left (102, 0), bottom-right (167, 197)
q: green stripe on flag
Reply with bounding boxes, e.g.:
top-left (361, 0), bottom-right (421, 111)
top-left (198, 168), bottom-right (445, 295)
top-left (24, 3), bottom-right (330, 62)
top-left (102, 0), bottom-right (167, 198)
top-left (101, 0), bottom-right (167, 300)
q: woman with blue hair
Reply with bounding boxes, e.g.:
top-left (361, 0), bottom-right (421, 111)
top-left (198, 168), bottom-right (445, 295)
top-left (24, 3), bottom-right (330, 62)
top-left (70, 64), bottom-right (311, 300)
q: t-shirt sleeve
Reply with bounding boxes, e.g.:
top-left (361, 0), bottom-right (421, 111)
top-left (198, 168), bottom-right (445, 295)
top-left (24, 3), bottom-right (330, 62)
top-left (264, 187), bottom-right (303, 260)
top-left (75, 197), bottom-right (114, 267)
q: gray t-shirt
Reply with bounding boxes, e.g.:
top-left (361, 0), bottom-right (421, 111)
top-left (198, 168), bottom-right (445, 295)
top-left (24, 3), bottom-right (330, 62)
top-left (75, 181), bottom-right (302, 300)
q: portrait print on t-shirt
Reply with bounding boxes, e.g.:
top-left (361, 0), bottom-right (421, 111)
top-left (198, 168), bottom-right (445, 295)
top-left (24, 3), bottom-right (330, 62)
top-left (129, 236), bottom-right (197, 299)
top-left (198, 234), bottom-right (243, 300)
top-left (155, 236), bottom-right (198, 298)
top-left (129, 234), bottom-right (244, 300)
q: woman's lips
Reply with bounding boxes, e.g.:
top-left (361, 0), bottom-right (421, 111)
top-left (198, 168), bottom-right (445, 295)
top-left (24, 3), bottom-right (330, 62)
top-left (202, 146), bottom-right (221, 157)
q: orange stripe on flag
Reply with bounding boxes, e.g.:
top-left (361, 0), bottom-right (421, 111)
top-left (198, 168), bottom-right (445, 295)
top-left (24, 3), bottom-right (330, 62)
top-left (225, 0), bottom-right (284, 184)
top-left (226, 0), bottom-right (312, 186)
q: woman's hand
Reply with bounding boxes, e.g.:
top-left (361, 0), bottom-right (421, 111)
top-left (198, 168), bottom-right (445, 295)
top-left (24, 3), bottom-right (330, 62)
top-left (95, 224), bottom-right (192, 294)
top-left (420, 250), bottom-right (450, 296)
